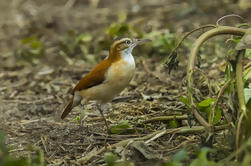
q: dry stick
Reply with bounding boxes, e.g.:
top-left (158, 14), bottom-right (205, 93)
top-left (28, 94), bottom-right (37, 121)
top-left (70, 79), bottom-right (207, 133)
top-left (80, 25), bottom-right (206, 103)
top-left (235, 50), bottom-right (247, 159)
top-left (41, 136), bottom-right (48, 154)
top-left (142, 115), bottom-right (188, 124)
top-left (187, 26), bottom-right (246, 132)
top-left (77, 124), bottom-right (230, 164)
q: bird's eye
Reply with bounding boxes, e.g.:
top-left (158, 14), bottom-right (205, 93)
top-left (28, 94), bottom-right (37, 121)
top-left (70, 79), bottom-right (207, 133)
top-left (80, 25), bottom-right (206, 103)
top-left (126, 40), bottom-right (131, 44)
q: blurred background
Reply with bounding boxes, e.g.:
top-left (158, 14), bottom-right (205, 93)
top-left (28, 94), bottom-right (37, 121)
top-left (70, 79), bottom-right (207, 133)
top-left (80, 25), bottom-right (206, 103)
top-left (0, 0), bottom-right (250, 66)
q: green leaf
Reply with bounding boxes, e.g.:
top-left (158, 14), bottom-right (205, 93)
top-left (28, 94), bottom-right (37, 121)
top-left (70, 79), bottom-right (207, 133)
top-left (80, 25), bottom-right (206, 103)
top-left (247, 99), bottom-right (251, 112)
top-left (213, 108), bottom-right (222, 125)
top-left (169, 120), bottom-right (179, 128)
top-left (242, 151), bottom-right (251, 166)
top-left (173, 149), bottom-right (187, 162)
top-left (117, 24), bottom-right (129, 36)
top-left (110, 120), bottom-right (135, 134)
top-left (164, 161), bottom-right (183, 166)
top-left (77, 33), bottom-right (92, 43)
top-left (30, 40), bottom-right (42, 50)
top-left (246, 111), bottom-right (251, 137)
top-left (190, 148), bottom-right (218, 166)
top-left (104, 152), bottom-right (118, 166)
top-left (244, 84), bottom-right (251, 104)
top-left (245, 49), bottom-right (251, 59)
top-left (232, 37), bottom-right (241, 44)
top-left (21, 36), bottom-right (36, 45)
top-left (235, 28), bottom-right (251, 50)
top-left (2, 157), bottom-right (27, 166)
top-left (198, 98), bottom-right (215, 107)
top-left (105, 23), bottom-right (119, 37)
top-left (204, 107), bottom-right (211, 115)
top-left (179, 97), bottom-right (190, 107)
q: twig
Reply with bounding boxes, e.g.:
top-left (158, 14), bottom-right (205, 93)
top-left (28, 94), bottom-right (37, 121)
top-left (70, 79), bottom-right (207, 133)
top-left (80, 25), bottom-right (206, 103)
top-left (216, 14), bottom-right (246, 26)
top-left (145, 130), bottom-right (168, 144)
top-left (142, 115), bottom-right (188, 124)
top-left (8, 148), bottom-right (25, 153)
top-left (77, 124), bottom-right (230, 164)
top-left (41, 136), bottom-right (48, 154)
top-left (187, 26), bottom-right (246, 132)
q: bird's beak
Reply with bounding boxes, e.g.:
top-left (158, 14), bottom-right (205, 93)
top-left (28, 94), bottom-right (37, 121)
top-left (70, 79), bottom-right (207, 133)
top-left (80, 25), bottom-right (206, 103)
top-left (133, 38), bottom-right (152, 46)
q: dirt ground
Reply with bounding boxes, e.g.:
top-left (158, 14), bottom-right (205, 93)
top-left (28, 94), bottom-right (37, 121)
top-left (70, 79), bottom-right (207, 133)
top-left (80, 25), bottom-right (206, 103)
top-left (0, 0), bottom-right (250, 165)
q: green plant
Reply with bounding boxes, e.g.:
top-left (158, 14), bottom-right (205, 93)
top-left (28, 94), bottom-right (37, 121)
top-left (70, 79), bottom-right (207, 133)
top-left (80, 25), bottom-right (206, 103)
top-left (59, 30), bottom-right (98, 63)
top-left (15, 36), bottom-right (45, 64)
top-left (105, 12), bottom-right (138, 39)
top-left (168, 23), bottom-right (250, 160)
top-left (144, 31), bottom-right (177, 56)
top-left (0, 131), bottom-right (46, 166)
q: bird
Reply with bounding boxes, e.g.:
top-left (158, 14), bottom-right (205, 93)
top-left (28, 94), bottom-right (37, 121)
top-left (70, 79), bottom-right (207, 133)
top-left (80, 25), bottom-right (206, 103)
top-left (61, 37), bottom-right (151, 131)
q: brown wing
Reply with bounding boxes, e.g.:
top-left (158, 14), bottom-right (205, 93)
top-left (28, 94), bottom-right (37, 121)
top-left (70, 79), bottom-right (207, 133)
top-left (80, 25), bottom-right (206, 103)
top-left (71, 59), bottom-right (112, 94)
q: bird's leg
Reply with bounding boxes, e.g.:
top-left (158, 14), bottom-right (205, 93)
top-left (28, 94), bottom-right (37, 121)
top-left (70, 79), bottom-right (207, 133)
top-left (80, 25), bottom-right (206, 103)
top-left (79, 103), bottom-right (85, 128)
top-left (97, 104), bottom-right (109, 134)
top-left (97, 104), bottom-right (109, 149)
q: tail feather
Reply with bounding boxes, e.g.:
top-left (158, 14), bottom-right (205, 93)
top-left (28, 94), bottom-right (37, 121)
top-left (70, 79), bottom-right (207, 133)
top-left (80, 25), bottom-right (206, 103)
top-left (61, 97), bottom-right (74, 119)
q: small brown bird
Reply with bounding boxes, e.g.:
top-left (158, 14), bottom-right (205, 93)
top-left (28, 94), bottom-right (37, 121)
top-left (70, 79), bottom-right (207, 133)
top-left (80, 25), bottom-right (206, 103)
top-left (61, 37), bottom-right (151, 130)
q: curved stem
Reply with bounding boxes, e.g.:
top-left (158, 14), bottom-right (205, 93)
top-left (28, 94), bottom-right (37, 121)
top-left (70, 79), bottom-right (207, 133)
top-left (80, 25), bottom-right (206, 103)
top-left (187, 26), bottom-right (246, 132)
top-left (172, 24), bottom-right (217, 54)
top-left (235, 50), bottom-right (247, 158)
top-left (236, 50), bottom-right (247, 113)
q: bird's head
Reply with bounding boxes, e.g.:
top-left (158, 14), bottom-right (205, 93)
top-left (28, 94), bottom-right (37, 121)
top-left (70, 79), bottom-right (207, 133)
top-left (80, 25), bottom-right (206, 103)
top-left (109, 37), bottom-right (151, 60)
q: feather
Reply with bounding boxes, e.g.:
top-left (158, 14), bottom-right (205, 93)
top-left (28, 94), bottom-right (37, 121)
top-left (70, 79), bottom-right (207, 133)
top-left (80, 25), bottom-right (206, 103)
top-left (61, 97), bottom-right (73, 119)
top-left (71, 59), bottom-right (112, 94)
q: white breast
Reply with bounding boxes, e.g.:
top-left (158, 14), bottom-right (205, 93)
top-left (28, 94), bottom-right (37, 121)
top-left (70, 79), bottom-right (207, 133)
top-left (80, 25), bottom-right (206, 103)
top-left (104, 50), bottom-right (135, 95)
top-left (121, 49), bottom-right (135, 67)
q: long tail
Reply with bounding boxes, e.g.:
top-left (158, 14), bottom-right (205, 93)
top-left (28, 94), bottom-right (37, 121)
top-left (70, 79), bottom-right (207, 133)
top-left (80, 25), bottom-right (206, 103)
top-left (61, 97), bottom-right (74, 119)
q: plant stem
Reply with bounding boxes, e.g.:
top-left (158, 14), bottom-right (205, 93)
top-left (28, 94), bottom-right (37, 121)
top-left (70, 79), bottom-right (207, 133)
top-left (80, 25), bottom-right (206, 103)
top-left (235, 50), bottom-right (247, 158)
top-left (236, 50), bottom-right (247, 113)
top-left (187, 26), bottom-right (246, 132)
